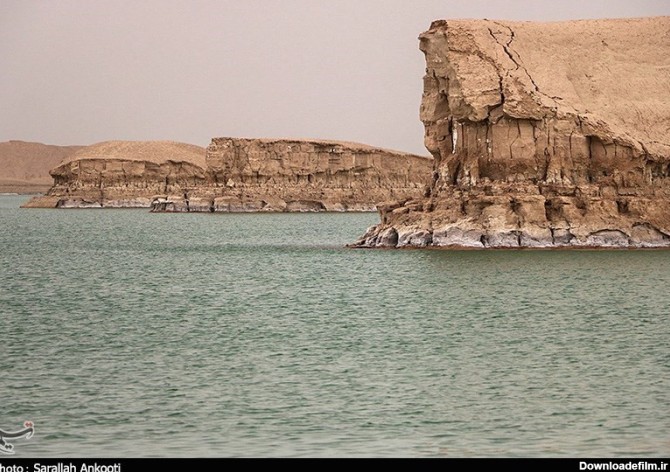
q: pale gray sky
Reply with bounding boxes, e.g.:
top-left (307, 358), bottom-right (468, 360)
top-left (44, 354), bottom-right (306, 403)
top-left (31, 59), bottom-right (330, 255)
top-left (1, 0), bottom-right (669, 155)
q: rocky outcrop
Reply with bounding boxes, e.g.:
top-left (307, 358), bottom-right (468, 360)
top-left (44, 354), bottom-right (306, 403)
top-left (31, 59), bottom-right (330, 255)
top-left (174, 137), bottom-right (431, 212)
top-left (353, 17), bottom-right (670, 248)
top-left (0, 141), bottom-right (83, 193)
top-left (25, 138), bottom-right (432, 211)
top-left (22, 141), bottom-right (207, 208)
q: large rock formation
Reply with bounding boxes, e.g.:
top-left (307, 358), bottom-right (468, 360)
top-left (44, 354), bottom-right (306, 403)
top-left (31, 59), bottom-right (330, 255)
top-left (23, 141), bottom-right (207, 208)
top-left (190, 138), bottom-right (431, 212)
top-left (0, 141), bottom-right (83, 193)
top-left (24, 138), bottom-right (432, 211)
top-left (353, 17), bottom-right (670, 248)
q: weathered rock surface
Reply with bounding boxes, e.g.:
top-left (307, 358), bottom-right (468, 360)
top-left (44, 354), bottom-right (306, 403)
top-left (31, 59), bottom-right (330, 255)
top-left (178, 137), bottom-right (431, 212)
top-left (0, 141), bottom-right (83, 193)
top-left (25, 138), bottom-right (432, 211)
top-left (22, 141), bottom-right (207, 208)
top-left (353, 17), bottom-right (670, 248)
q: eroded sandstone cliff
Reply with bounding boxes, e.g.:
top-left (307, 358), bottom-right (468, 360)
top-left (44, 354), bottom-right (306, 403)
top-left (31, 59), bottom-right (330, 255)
top-left (22, 141), bottom-right (207, 208)
top-left (186, 137), bottom-right (431, 212)
top-left (354, 17), bottom-right (670, 248)
top-left (25, 138), bottom-right (432, 211)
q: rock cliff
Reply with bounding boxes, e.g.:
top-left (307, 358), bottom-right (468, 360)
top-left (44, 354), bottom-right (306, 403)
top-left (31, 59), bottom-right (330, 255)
top-left (0, 141), bottom-right (83, 193)
top-left (353, 17), bottom-right (670, 248)
top-left (22, 141), bottom-right (207, 208)
top-left (185, 137), bottom-right (431, 212)
top-left (24, 138), bottom-right (432, 211)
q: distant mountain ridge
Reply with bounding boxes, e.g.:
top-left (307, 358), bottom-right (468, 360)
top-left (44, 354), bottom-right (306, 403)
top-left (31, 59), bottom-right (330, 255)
top-left (0, 140), bottom-right (84, 193)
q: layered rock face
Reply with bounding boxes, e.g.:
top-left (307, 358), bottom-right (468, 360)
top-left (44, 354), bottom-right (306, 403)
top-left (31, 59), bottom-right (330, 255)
top-left (23, 141), bottom-right (207, 208)
top-left (0, 141), bottom-right (83, 193)
top-left (25, 138), bottom-right (431, 211)
top-left (354, 17), bottom-right (670, 248)
top-left (188, 138), bottom-right (431, 212)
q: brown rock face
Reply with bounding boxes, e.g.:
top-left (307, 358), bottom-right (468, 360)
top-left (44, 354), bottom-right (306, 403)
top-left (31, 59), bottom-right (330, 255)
top-left (22, 141), bottom-right (207, 208)
top-left (0, 141), bottom-right (83, 193)
top-left (194, 138), bottom-right (431, 212)
top-left (354, 17), bottom-right (670, 248)
top-left (25, 138), bottom-right (432, 211)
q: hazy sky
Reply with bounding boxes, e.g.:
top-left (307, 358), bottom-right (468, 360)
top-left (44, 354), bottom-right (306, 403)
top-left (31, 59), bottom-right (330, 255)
top-left (1, 0), bottom-right (669, 155)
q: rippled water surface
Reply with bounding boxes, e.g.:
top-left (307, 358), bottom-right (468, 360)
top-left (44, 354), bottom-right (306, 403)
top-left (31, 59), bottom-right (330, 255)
top-left (1, 195), bottom-right (669, 457)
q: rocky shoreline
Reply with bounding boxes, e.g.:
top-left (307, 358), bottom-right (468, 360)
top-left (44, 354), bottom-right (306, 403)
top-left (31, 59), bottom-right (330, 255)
top-left (23, 138), bottom-right (432, 212)
top-left (353, 17), bottom-right (670, 249)
top-left (149, 196), bottom-right (377, 213)
top-left (16, 17), bottom-right (670, 250)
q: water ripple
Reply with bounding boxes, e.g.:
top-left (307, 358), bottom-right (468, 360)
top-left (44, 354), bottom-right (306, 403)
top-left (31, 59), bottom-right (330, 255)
top-left (1, 196), bottom-right (668, 457)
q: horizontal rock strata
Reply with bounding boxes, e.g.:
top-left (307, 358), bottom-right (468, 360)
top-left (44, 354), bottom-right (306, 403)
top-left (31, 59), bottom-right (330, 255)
top-left (353, 17), bottom-right (670, 248)
top-left (23, 141), bottom-right (207, 208)
top-left (25, 138), bottom-right (432, 212)
top-left (173, 137), bottom-right (432, 212)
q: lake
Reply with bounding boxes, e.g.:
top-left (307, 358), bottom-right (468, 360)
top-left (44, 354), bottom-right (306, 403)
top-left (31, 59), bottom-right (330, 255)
top-left (1, 195), bottom-right (668, 457)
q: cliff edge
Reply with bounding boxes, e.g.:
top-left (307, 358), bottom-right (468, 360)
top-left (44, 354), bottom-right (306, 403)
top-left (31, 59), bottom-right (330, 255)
top-left (353, 17), bottom-right (670, 248)
top-left (22, 141), bottom-right (207, 208)
top-left (191, 137), bottom-right (431, 212)
top-left (24, 138), bottom-right (432, 211)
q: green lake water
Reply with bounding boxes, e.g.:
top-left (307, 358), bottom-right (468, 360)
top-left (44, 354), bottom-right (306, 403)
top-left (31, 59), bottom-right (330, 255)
top-left (1, 195), bottom-right (668, 457)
